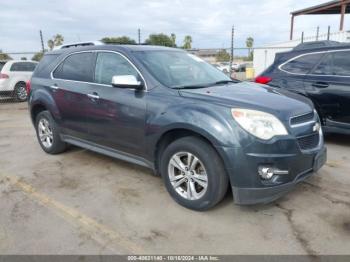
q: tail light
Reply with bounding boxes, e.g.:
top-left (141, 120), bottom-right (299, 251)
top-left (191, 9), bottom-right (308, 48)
top-left (0, 73), bottom-right (9, 79)
top-left (255, 76), bottom-right (272, 84)
top-left (26, 80), bottom-right (31, 94)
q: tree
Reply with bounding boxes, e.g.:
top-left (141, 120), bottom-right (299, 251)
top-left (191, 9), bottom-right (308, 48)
top-left (32, 51), bottom-right (45, 61)
top-left (182, 35), bottom-right (192, 49)
top-left (215, 49), bottom-right (230, 62)
top-left (0, 50), bottom-right (12, 60)
top-left (21, 57), bottom-right (27, 61)
top-left (170, 33), bottom-right (176, 47)
top-left (145, 34), bottom-right (175, 47)
top-left (246, 37), bottom-right (254, 61)
top-left (101, 36), bottom-right (136, 45)
top-left (47, 34), bottom-right (64, 50)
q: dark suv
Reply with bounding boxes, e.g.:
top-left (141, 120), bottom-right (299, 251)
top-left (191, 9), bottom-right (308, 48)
top-left (256, 41), bottom-right (350, 135)
top-left (28, 44), bottom-right (326, 211)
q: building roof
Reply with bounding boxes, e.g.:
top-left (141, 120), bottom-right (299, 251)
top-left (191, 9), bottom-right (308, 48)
top-left (291, 0), bottom-right (350, 16)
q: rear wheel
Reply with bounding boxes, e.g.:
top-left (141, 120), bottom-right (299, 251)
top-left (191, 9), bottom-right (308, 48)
top-left (160, 136), bottom-right (228, 211)
top-left (35, 111), bottom-right (67, 154)
top-left (14, 82), bottom-right (27, 102)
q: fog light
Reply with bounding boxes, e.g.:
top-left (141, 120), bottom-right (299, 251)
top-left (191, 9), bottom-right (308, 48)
top-left (258, 167), bottom-right (275, 180)
top-left (258, 166), bottom-right (289, 180)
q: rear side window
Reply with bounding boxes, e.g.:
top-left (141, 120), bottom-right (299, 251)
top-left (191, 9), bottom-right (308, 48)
top-left (53, 52), bottom-right (94, 82)
top-left (313, 54), bottom-right (333, 75)
top-left (10, 62), bottom-right (37, 72)
top-left (33, 54), bottom-right (59, 77)
top-left (280, 53), bottom-right (323, 74)
top-left (94, 52), bottom-right (139, 85)
top-left (332, 51), bottom-right (350, 76)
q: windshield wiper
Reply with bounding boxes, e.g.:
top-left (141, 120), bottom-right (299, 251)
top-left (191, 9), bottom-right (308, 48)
top-left (172, 79), bottom-right (240, 89)
top-left (172, 84), bottom-right (212, 89)
top-left (214, 79), bottom-right (240, 85)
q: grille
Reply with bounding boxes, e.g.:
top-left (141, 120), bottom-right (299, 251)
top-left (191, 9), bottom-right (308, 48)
top-left (297, 133), bottom-right (320, 150)
top-left (290, 112), bottom-right (314, 126)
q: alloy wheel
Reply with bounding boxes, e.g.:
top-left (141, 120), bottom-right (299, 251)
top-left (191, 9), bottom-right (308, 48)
top-left (17, 85), bottom-right (27, 101)
top-left (168, 152), bottom-right (208, 200)
top-left (38, 118), bottom-right (53, 148)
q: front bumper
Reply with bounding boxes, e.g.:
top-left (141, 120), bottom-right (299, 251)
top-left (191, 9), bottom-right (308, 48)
top-left (233, 146), bottom-right (326, 205)
top-left (217, 132), bottom-right (327, 205)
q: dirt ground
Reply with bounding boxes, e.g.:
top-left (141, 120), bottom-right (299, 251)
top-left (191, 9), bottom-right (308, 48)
top-left (0, 102), bottom-right (349, 255)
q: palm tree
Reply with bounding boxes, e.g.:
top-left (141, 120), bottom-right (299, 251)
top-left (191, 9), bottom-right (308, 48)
top-left (47, 34), bottom-right (64, 50)
top-left (54, 34), bottom-right (64, 46)
top-left (183, 35), bottom-right (192, 49)
top-left (245, 37), bottom-right (254, 60)
top-left (47, 39), bottom-right (55, 51)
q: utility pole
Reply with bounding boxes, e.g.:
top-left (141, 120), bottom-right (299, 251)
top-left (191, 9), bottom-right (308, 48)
top-left (316, 26), bottom-right (319, 41)
top-left (39, 30), bottom-right (45, 53)
top-left (230, 25), bottom-right (234, 75)
top-left (138, 28), bottom-right (141, 44)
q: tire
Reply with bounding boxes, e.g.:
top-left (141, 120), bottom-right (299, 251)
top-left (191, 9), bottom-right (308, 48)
top-left (35, 110), bottom-right (67, 154)
top-left (14, 82), bottom-right (28, 102)
top-left (160, 136), bottom-right (228, 211)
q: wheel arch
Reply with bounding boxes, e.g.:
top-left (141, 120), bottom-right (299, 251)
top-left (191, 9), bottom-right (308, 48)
top-left (153, 128), bottom-right (228, 178)
top-left (30, 103), bottom-right (48, 124)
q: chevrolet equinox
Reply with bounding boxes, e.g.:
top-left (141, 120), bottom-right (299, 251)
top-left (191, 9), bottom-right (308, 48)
top-left (28, 45), bottom-right (327, 211)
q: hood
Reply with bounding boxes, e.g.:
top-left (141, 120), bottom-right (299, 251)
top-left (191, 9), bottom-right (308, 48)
top-left (179, 82), bottom-right (313, 121)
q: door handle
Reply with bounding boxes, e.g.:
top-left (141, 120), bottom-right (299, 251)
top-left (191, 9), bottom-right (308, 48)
top-left (87, 93), bottom-right (100, 100)
top-left (312, 82), bottom-right (329, 88)
top-left (50, 84), bottom-right (60, 90)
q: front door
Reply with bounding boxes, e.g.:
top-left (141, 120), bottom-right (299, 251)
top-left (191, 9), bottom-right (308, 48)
top-left (86, 51), bottom-right (147, 156)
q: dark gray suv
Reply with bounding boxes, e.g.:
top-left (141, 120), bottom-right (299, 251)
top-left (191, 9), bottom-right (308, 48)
top-left (28, 44), bottom-right (326, 211)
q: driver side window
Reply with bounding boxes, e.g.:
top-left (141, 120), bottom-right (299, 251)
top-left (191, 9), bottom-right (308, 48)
top-left (94, 52), bottom-right (139, 85)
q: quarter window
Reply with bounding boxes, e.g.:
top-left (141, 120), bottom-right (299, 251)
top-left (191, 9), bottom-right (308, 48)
top-left (281, 53), bottom-right (323, 74)
top-left (53, 52), bottom-right (94, 82)
top-left (10, 62), bottom-right (37, 72)
top-left (94, 52), bottom-right (139, 85)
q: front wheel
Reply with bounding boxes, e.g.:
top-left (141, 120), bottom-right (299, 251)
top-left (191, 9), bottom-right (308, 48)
top-left (160, 136), bottom-right (228, 211)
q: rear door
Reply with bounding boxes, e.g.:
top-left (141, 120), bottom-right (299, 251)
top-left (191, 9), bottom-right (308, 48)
top-left (277, 52), bottom-right (324, 95)
top-left (304, 50), bottom-right (350, 128)
top-left (51, 52), bottom-right (96, 140)
top-left (7, 62), bottom-right (37, 90)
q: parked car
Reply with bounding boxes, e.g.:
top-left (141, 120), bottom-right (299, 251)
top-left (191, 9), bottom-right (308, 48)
top-left (215, 62), bottom-right (230, 74)
top-left (255, 40), bottom-right (350, 135)
top-left (0, 60), bottom-right (37, 101)
top-left (28, 44), bottom-right (326, 211)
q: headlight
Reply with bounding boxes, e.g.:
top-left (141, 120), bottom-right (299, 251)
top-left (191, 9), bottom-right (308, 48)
top-left (231, 108), bottom-right (288, 140)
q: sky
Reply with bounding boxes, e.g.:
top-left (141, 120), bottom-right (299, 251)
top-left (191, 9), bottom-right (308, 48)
top-left (0, 0), bottom-right (347, 57)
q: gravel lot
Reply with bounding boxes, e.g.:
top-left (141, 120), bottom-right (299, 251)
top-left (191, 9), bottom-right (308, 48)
top-left (0, 102), bottom-right (349, 255)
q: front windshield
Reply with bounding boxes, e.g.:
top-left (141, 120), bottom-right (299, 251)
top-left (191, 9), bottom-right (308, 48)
top-left (135, 50), bottom-right (231, 88)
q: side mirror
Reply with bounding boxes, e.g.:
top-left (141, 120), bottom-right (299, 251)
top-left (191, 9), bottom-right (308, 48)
top-left (111, 75), bottom-right (143, 89)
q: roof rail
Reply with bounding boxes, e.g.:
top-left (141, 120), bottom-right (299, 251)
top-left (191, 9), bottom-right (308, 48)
top-left (293, 40), bottom-right (340, 51)
top-left (53, 41), bottom-right (104, 50)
